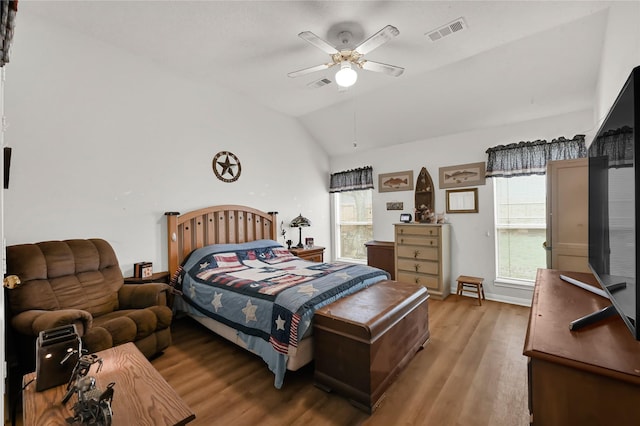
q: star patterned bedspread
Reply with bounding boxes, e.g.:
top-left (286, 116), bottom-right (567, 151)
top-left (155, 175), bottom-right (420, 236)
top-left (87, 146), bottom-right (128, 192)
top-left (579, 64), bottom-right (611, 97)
top-left (172, 239), bottom-right (390, 356)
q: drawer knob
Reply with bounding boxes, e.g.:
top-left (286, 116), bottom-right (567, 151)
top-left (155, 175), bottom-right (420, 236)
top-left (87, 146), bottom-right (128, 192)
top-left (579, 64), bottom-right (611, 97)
top-left (400, 229), bottom-right (404, 234)
top-left (414, 264), bottom-right (420, 272)
top-left (401, 238), bottom-right (404, 244)
top-left (414, 250), bottom-right (420, 258)
top-left (430, 240), bottom-right (434, 246)
top-left (414, 278), bottom-right (420, 284)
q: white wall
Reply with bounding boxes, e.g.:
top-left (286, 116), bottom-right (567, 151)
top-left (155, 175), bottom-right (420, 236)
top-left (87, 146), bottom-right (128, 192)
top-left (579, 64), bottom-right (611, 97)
top-left (594, 2), bottom-right (640, 131)
top-left (2, 13), bottom-right (331, 274)
top-left (331, 109), bottom-right (594, 306)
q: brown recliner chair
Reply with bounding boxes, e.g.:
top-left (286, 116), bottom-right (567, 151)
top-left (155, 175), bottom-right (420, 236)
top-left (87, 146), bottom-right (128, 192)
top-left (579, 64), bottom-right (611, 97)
top-left (5, 238), bottom-right (173, 377)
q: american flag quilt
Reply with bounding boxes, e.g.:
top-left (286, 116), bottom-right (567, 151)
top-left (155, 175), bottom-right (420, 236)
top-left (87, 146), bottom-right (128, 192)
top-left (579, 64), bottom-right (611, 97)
top-left (172, 239), bottom-right (390, 356)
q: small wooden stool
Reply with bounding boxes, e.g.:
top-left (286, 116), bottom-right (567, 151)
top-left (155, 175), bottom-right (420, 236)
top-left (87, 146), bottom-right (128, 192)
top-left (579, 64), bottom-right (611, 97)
top-left (456, 275), bottom-right (485, 306)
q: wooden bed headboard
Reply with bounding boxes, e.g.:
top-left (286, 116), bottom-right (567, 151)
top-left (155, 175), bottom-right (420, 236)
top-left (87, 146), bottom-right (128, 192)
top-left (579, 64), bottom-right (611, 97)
top-left (164, 205), bottom-right (278, 276)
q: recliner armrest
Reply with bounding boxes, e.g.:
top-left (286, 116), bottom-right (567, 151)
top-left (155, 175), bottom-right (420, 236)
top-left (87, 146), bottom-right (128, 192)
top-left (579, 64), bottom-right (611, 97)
top-left (118, 283), bottom-right (170, 309)
top-left (11, 309), bottom-right (93, 337)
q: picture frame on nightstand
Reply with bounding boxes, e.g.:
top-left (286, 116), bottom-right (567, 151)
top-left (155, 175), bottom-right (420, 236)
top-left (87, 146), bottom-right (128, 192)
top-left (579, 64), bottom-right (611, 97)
top-left (133, 262), bottom-right (153, 278)
top-left (305, 237), bottom-right (314, 249)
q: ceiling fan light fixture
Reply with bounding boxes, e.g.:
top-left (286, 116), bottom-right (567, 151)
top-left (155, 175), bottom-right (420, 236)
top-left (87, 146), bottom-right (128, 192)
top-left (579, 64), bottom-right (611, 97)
top-left (335, 62), bottom-right (358, 88)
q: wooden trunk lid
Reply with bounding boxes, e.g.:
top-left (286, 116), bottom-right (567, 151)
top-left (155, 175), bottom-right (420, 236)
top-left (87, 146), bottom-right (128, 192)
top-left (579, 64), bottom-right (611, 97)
top-left (314, 280), bottom-right (428, 341)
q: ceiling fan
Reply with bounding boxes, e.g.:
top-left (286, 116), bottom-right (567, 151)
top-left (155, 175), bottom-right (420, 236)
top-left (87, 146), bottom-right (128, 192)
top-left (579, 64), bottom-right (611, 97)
top-left (288, 25), bottom-right (404, 89)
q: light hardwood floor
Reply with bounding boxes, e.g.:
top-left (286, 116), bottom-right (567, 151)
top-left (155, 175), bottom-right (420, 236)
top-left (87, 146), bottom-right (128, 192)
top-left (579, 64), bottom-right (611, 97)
top-left (151, 296), bottom-right (531, 426)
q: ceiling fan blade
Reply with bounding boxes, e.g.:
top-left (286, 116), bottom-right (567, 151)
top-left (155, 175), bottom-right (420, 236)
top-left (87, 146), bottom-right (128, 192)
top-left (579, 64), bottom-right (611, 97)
top-left (354, 25), bottom-right (400, 55)
top-left (298, 31), bottom-right (339, 55)
top-left (287, 63), bottom-right (332, 78)
top-left (361, 60), bottom-right (404, 77)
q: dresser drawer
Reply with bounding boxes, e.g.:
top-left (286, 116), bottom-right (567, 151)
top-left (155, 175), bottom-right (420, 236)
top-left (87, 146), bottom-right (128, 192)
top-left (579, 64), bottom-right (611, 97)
top-left (396, 225), bottom-right (440, 237)
top-left (397, 245), bottom-right (439, 261)
top-left (396, 235), bottom-right (439, 247)
top-left (304, 253), bottom-right (323, 262)
top-left (397, 258), bottom-right (439, 275)
top-left (396, 271), bottom-right (439, 290)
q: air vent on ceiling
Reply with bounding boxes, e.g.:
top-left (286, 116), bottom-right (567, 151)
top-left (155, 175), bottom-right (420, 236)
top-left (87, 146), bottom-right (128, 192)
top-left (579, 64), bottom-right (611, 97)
top-left (307, 78), bottom-right (332, 89)
top-left (426, 17), bottom-right (467, 42)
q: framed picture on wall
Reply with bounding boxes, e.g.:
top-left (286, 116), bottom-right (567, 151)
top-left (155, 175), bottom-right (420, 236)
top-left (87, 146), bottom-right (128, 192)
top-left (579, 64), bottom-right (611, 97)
top-left (378, 170), bottom-right (414, 192)
top-left (386, 202), bottom-right (404, 210)
top-left (446, 188), bottom-right (479, 213)
top-left (439, 162), bottom-right (486, 189)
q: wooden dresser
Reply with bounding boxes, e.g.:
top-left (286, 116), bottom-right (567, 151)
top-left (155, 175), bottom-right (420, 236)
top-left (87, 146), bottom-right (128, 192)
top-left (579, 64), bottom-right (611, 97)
top-left (364, 240), bottom-right (395, 279)
top-left (524, 269), bottom-right (640, 425)
top-left (394, 223), bottom-right (451, 300)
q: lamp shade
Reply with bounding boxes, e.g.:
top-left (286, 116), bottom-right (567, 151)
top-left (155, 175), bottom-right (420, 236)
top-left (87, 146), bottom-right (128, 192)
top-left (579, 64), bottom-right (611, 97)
top-left (335, 62), bottom-right (358, 88)
top-left (290, 214), bottom-right (311, 228)
top-left (290, 214), bottom-right (311, 249)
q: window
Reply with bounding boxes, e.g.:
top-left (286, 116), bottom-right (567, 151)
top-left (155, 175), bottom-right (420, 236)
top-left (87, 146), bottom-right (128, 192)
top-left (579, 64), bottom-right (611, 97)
top-left (333, 189), bottom-right (373, 261)
top-left (494, 175), bottom-right (547, 282)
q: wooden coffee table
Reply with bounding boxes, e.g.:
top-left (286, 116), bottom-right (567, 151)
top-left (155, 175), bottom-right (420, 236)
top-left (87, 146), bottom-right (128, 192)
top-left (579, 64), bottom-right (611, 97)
top-left (22, 342), bottom-right (195, 426)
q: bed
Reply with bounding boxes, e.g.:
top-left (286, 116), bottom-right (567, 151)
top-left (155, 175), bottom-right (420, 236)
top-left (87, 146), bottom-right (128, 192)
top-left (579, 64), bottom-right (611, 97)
top-left (164, 205), bottom-right (390, 388)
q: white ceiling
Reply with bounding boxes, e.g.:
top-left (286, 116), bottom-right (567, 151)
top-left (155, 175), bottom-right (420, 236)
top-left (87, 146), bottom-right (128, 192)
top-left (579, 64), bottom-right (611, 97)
top-left (22, 1), bottom-right (613, 157)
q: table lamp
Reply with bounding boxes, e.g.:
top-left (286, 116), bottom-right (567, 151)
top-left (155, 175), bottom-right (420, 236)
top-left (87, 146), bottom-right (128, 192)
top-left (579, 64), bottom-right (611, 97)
top-left (290, 214), bottom-right (311, 248)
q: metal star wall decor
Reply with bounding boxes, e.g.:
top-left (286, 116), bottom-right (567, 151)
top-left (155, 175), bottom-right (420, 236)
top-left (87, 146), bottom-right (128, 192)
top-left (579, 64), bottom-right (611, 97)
top-left (212, 151), bottom-right (241, 183)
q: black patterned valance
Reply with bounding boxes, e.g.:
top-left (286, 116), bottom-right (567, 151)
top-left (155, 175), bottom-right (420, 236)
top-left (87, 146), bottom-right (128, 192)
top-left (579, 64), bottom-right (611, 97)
top-left (0, 0), bottom-right (17, 67)
top-left (589, 126), bottom-right (633, 168)
top-left (486, 134), bottom-right (587, 178)
top-left (329, 166), bottom-right (374, 193)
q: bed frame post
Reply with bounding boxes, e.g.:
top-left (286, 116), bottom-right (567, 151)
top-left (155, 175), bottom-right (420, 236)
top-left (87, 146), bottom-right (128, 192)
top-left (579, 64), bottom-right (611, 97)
top-left (267, 211), bottom-right (278, 240)
top-left (165, 211), bottom-right (180, 277)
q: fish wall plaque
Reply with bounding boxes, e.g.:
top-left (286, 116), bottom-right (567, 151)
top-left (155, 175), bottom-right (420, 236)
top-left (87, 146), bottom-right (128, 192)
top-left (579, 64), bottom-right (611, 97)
top-left (439, 162), bottom-right (486, 189)
top-left (378, 170), bottom-right (414, 192)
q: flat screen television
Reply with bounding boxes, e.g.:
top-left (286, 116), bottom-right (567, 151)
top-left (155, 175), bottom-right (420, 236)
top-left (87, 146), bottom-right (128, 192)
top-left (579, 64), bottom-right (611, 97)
top-left (587, 65), bottom-right (640, 340)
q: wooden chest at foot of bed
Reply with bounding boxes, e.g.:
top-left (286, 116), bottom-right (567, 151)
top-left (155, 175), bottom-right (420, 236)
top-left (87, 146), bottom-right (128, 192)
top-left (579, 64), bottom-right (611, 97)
top-left (313, 280), bottom-right (430, 413)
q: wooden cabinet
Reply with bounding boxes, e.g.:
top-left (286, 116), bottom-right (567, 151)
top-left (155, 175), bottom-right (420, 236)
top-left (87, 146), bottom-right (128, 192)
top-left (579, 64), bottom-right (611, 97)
top-left (289, 246), bottom-right (325, 262)
top-left (524, 269), bottom-right (640, 425)
top-left (394, 223), bottom-right (451, 300)
top-left (364, 240), bottom-right (395, 279)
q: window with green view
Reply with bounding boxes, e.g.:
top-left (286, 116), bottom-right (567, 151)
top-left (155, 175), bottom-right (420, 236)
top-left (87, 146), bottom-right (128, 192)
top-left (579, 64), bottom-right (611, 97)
top-left (494, 175), bottom-right (547, 281)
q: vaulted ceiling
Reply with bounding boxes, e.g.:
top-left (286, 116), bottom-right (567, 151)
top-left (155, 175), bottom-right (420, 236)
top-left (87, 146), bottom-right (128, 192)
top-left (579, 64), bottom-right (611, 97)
top-left (23, 1), bottom-right (612, 157)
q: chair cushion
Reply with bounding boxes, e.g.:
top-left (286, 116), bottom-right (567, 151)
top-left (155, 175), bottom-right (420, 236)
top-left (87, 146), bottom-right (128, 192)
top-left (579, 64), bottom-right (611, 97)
top-left (6, 239), bottom-right (123, 317)
top-left (87, 306), bottom-right (173, 352)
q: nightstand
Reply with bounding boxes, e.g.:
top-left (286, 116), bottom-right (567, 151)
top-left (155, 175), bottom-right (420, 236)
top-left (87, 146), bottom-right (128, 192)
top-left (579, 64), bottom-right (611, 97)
top-left (290, 246), bottom-right (325, 262)
top-left (124, 271), bottom-right (170, 284)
